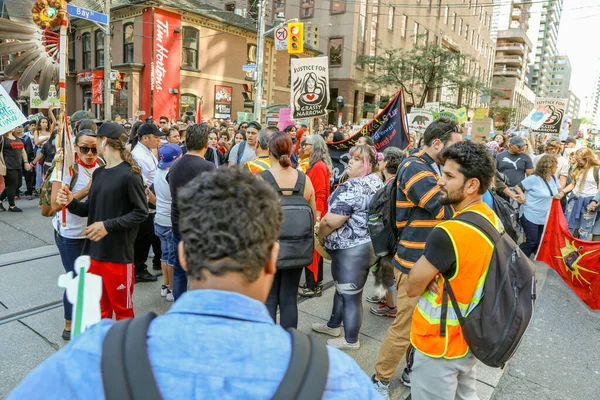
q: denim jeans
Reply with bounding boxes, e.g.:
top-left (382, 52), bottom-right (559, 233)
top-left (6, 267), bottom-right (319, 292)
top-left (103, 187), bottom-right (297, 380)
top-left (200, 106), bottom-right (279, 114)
top-left (519, 215), bottom-right (544, 258)
top-left (154, 223), bottom-right (175, 267)
top-left (54, 231), bottom-right (85, 320)
top-left (171, 233), bottom-right (187, 301)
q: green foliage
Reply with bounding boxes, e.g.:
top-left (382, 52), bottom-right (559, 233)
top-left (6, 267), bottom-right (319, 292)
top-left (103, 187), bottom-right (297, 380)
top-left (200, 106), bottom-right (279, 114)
top-left (362, 102), bottom-right (376, 114)
top-left (489, 102), bottom-right (515, 129)
top-left (358, 40), bottom-right (485, 108)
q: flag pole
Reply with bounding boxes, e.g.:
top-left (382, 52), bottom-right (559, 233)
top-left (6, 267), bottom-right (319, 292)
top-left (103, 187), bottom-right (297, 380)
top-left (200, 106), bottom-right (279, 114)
top-left (58, 1), bottom-right (68, 226)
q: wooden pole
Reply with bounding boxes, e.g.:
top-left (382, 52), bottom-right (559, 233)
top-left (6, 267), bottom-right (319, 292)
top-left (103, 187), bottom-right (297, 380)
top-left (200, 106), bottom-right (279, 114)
top-left (58, 2), bottom-right (68, 226)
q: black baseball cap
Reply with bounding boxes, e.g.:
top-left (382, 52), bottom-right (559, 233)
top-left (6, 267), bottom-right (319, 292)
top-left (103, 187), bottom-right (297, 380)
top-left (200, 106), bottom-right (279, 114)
top-left (95, 122), bottom-right (126, 139)
top-left (138, 123), bottom-right (166, 137)
top-left (247, 121), bottom-right (262, 131)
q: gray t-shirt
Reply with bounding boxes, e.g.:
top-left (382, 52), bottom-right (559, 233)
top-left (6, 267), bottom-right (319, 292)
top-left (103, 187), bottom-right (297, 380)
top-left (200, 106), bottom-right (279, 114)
top-left (228, 141), bottom-right (256, 165)
top-left (496, 150), bottom-right (533, 187)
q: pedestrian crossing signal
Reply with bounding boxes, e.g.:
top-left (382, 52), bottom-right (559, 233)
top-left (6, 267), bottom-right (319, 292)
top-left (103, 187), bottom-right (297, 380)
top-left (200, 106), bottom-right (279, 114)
top-left (288, 22), bottom-right (304, 54)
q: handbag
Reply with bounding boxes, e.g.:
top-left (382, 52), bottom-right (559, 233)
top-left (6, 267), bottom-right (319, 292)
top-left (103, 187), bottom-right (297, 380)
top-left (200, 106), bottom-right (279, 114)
top-left (0, 136), bottom-right (7, 176)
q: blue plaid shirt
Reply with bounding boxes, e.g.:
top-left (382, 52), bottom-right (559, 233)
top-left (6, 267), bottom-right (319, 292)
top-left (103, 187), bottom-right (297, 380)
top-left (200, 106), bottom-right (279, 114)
top-left (8, 290), bottom-right (381, 399)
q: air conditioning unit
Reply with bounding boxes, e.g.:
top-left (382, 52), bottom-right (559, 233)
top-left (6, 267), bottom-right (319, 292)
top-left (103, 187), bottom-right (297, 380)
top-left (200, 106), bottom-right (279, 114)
top-left (234, 9), bottom-right (243, 16)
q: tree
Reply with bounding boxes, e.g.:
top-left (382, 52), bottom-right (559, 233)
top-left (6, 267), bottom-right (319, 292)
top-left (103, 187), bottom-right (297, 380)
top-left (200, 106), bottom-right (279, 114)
top-left (489, 101), bottom-right (516, 130)
top-left (358, 40), bottom-right (486, 108)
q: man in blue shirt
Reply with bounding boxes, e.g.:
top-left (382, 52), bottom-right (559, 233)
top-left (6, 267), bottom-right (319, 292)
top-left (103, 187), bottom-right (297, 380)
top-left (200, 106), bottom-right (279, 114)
top-left (9, 167), bottom-right (381, 400)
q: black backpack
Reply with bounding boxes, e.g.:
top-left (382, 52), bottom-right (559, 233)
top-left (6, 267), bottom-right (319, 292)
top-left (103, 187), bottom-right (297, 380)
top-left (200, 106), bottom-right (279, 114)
top-left (490, 191), bottom-right (519, 243)
top-left (441, 212), bottom-right (536, 368)
top-left (101, 313), bottom-right (329, 400)
top-left (368, 180), bottom-right (398, 257)
top-left (260, 170), bottom-right (314, 269)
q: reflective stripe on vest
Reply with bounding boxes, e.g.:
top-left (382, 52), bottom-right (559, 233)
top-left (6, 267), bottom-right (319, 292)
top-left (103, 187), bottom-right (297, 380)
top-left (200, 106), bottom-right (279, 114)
top-left (410, 206), bottom-right (499, 359)
top-left (247, 159), bottom-right (271, 174)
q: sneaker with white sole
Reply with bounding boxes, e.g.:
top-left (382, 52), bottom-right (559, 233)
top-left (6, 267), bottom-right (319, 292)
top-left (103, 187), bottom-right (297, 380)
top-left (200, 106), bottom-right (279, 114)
top-left (365, 294), bottom-right (385, 304)
top-left (160, 285), bottom-right (168, 297)
top-left (166, 289), bottom-right (174, 302)
top-left (371, 375), bottom-right (390, 400)
top-left (327, 337), bottom-right (360, 350)
top-left (370, 304), bottom-right (397, 318)
top-left (400, 367), bottom-right (411, 387)
top-left (311, 322), bottom-right (341, 337)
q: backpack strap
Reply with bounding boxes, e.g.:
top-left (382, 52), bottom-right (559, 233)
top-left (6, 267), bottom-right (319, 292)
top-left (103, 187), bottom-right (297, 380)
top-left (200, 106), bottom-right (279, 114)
top-left (292, 171), bottom-right (307, 194)
top-left (101, 313), bottom-right (162, 400)
top-left (259, 170), bottom-right (304, 194)
top-left (272, 328), bottom-right (329, 400)
top-left (237, 141), bottom-right (247, 164)
top-left (455, 211), bottom-right (502, 244)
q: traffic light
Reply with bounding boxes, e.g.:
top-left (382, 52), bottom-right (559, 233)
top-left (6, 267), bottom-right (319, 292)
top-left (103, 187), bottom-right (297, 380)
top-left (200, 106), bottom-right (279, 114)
top-left (288, 22), bottom-right (304, 54)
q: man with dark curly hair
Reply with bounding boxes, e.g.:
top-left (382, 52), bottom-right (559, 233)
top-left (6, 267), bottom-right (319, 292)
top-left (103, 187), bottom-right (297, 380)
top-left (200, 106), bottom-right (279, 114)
top-left (8, 168), bottom-right (381, 399)
top-left (406, 141), bottom-right (498, 400)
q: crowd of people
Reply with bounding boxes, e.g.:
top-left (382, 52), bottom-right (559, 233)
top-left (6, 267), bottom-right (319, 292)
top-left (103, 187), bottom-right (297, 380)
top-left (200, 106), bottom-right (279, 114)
top-left (4, 108), bottom-right (600, 400)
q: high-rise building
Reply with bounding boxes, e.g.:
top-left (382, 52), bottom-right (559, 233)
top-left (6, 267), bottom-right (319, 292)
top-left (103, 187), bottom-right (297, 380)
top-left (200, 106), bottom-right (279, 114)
top-left (528, 0), bottom-right (563, 97)
top-left (492, 0), bottom-right (536, 125)
top-left (566, 90), bottom-right (580, 119)
top-left (207, 0), bottom-right (495, 123)
top-left (548, 55), bottom-right (571, 99)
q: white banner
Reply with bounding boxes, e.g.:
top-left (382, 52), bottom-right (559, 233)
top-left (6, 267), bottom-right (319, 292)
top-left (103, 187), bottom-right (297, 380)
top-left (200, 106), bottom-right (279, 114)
top-left (521, 98), bottom-right (567, 133)
top-left (29, 84), bottom-right (60, 109)
top-left (0, 85), bottom-right (27, 135)
top-left (290, 56), bottom-right (330, 119)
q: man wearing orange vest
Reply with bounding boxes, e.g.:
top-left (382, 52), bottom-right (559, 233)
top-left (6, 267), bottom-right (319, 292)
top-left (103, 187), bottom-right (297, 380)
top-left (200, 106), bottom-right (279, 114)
top-left (406, 141), bottom-right (499, 400)
top-left (244, 129), bottom-right (273, 174)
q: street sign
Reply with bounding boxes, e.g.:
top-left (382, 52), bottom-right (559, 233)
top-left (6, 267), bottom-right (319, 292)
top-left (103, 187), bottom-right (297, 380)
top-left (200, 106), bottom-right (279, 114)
top-left (66, 4), bottom-right (109, 25)
top-left (242, 63), bottom-right (256, 73)
top-left (275, 27), bottom-right (288, 51)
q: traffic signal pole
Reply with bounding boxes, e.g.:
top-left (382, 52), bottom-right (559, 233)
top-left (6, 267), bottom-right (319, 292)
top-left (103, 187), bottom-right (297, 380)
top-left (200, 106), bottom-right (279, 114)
top-left (253, 0), bottom-right (267, 122)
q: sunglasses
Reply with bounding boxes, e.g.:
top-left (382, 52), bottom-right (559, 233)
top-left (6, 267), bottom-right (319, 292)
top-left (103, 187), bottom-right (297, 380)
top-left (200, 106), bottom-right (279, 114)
top-left (79, 146), bottom-right (98, 154)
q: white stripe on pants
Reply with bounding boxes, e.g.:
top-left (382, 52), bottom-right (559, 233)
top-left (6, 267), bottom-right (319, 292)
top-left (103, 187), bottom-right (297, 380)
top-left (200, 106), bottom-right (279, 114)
top-left (411, 349), bottom-right (479, 400)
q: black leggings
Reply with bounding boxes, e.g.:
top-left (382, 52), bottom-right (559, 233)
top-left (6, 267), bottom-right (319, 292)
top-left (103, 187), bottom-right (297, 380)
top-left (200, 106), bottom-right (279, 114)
top-left (327, 242), bottom-right (377, 343)
top-left (0, 169), bottom-right (20, 207)
top-left (266, 268), bottom-right (303, 329)
top-left (133, 212), bottom-right (162, 274)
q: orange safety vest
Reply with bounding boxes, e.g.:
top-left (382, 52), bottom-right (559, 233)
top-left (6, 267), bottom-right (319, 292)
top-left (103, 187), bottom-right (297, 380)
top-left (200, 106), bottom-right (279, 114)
top-left (245, 157), bottom-right (271, 174)
top-left (298, 158), bottom-right (310, 173)
top-left (410, 203), bottom-right (500, 359)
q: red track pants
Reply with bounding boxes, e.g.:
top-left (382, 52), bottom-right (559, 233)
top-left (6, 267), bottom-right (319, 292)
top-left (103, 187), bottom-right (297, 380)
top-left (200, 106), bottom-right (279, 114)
top-left (89, 259), bottom-right (134, 320)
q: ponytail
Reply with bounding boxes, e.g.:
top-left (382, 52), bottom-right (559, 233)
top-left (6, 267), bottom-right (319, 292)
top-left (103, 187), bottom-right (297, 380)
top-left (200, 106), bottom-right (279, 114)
top-left (106, 134), bottom-right (142, 175)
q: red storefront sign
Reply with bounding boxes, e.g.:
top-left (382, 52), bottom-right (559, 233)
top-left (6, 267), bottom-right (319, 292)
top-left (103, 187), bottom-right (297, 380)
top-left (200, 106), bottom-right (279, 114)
top-left (92, 77), bottom-right (104, 104)
top-left (141, 8), bottom-right (181, 121)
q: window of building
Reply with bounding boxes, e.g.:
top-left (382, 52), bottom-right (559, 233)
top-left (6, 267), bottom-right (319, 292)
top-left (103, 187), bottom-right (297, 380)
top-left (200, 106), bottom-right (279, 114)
top-left (68, 32), bottom-right (75, 72)
top-left (331, 0), bottom-right (346, 14)
top-left (428, 0), bottom-right (432, 12)
top-left (94, 29), bottom-right (104, 67)
top-left (476, 34), bottom-right (479, 49)
top-left (471, 29), bottom-right (475, 45)
top-left (180, 94), bottom-right (197, 117)
top-left (225, 3), bottom-right (236, 12)
top-left (82, 33), bottom-right (91, 70)
top-left (388, 6), bottom-right (394, 30)
top-left (458, 18), bottom-right (463, 36)
top-left (484, 11), bottom-right (488, 26)
top-left (272, 1), bottom-right (285, 16)
top-left (413, 22), bottom-right (419, 44)
top-left (401, 14), bottom-right (407, 38)
top-left (464, 24), bottom-right (469, 40)
top-left (473, 0), bottom-right (477, 14)
top-left (444, 6), bottom-right (449, 24)
top-left (437, 0), bottom-right (442, 18)
top-left (452, 13), bottom-right (457, 31)
top-left (328, 37), bottom-right (343, 66)
top-left (123, 23), bottom-right (134, 64)
top-left (300, 0), bottom-right (315, 18)
top-left (182, 27), bottom-right (199, 69)
top-left (423, 29), bottom-right (429, 45)
top-left (358, 0), bottom-right (367, 42)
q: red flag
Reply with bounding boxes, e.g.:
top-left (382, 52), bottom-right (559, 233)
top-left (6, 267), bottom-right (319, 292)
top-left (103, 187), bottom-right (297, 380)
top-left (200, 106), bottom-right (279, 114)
top-left (536, 200), bottom-right (600, 310)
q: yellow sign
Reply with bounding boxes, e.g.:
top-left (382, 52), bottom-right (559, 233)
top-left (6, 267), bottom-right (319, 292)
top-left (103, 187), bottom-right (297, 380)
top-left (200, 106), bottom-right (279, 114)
top-left (456, 107), bottom-right (468, 124)
top-left (473, 108), bottom-right (488, 119)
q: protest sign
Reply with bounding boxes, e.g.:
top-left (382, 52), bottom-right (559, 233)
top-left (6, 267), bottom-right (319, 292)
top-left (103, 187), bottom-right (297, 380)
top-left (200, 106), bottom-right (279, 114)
top-left (290, 56), bottom-right (330, 119)
top-left (473, 108), bottom-right (488, 119)
top-left (424, 102), bottom-right (440, 112)
top-left (278, 108), bottom-right (294, 130)
top-left (409, 110), bottom-right (434, 130)
top-left (0, 85), bottom-right (27, 135)
top-left (532, 98), bottom-right (567, 135)
top-left (470, 118), bottom-right (493, 143)
top-left (29, 84), bottom-right (60, 109)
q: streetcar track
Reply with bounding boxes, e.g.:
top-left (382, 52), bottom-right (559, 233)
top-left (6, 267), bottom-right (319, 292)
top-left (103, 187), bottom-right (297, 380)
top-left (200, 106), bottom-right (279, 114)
top-left (0, 252), bottom-right (60, 268)
top-left (0, 279), bottom-right (337, 326)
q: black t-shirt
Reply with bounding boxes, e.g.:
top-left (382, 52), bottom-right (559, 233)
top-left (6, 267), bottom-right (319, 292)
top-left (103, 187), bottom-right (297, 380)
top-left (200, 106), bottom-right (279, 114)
top-left (496, 151), bottom-right (533, 187)
top-left (167, 154), bottom-right (216, 237)
top-left (422, 227), bottom-right (457, 278)
top-left (1, 137), bottom-right (24, 170)
top-left (67, 162), bottom-right (149, 263)
top-left (41, 140), bottom-right (57, 164)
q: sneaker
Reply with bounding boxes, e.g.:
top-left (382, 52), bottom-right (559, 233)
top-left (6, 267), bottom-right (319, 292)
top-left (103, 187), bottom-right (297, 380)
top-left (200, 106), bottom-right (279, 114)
top-left (160, 285), bottom-right (168, 297)
top-left (62, 329), bottom-right (71, 341)
top-left (14, 196), bottom-right (20, 201)
top-left (311, 322), bottom-right (341, 337)
top-left (298, 286), bottom-right (322, 298)
top-left (135, 269), bottom-right (157, 283)
top-left (327, 337), bottom-right (360, 350)
top-left (152, 263), bottom-right (162, 271)
top-left (400, 367), bottom-right (411, 387)
top-left (370, 304), bottom-right (397, 318)
top-left (27, 196), bottom-right (33, 201)
top-left (8, 206), bottom-right (23, 212)
top-left (366, 294), bottom-right (386, 304)
top-left (166, 290), bottom-right (174, 302)
top-left (0, 203), bottom-right (5, 212)
top-left (372, 375), bottom-right (390, 400)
